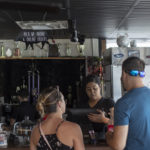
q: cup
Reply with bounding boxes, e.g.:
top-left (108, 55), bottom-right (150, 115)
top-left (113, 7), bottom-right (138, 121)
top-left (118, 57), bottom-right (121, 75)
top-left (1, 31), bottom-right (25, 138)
top-left (0, 131), bottom-right (8, 148)
top-left (107, 124), bottom-right (114, 132)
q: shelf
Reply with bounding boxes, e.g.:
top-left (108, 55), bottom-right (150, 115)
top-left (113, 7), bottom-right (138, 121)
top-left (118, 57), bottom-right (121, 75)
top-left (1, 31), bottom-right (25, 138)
top-left (0, 56), bottom-right (86, 60)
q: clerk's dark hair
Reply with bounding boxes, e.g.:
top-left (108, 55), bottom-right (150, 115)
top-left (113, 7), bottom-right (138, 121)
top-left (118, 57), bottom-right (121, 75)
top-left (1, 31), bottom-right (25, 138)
top-left (122, 56), bottom-right (145, 73)
top-left (86, 74), bottom-right (100, 86)
top-left (36, 86), bottom-right (63, 117)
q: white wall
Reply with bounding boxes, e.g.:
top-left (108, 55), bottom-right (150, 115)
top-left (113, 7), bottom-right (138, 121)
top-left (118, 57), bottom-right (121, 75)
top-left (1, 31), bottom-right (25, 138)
top-left (0, 38), bottom-right (99, 57)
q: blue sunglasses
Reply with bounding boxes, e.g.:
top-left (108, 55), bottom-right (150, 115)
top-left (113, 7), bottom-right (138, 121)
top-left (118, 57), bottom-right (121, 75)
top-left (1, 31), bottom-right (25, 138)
top-left (129, 70), bottom-right (145, 77)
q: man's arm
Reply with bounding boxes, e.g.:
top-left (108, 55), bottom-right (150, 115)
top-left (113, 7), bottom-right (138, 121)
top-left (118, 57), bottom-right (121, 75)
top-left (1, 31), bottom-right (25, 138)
top-left (106, 125), bottom-right (128, 150)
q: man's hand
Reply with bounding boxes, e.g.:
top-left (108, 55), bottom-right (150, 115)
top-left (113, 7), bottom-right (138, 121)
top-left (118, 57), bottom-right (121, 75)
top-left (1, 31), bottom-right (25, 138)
top-left (88, 109), bottom-right (109, 124)
top-left (106, 131), bottom-right (113, 142)
top-left (106, 126), bottom-right (128, 150)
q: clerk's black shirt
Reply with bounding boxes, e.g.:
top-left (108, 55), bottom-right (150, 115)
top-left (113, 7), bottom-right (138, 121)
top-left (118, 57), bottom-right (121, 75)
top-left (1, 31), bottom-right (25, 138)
top-left (11, 101), bottom-right (39, 122)
top-left (81, 97), bottom-right (115, 132)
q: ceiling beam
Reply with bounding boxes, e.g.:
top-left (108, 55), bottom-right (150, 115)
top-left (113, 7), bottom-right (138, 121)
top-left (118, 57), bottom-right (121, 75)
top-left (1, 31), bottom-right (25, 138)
top-left (110, 0), bottom-right (141, 37)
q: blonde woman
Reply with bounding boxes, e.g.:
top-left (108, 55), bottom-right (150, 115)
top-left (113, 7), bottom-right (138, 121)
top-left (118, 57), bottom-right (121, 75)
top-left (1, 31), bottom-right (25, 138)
top-left (30, 86), bottom-right (85, 150)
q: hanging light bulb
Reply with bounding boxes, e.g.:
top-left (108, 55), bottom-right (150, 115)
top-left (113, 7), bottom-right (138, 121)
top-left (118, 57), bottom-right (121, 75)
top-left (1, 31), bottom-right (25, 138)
top-left (71, 29), bottom-right (78, 42)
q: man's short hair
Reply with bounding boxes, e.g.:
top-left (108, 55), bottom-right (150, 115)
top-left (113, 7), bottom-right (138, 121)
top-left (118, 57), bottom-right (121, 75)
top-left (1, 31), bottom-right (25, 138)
top-left (122, 56), bottom-right (145, 73)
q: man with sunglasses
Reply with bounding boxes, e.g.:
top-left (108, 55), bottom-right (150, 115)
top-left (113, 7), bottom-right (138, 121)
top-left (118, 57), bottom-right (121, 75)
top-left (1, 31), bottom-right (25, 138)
top-left (106, 56), bottom-right (150, 150)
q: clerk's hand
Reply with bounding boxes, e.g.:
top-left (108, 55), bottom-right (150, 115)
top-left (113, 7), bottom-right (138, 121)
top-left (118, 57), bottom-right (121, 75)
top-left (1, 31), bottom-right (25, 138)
top-left (88, 109), bottom-right (109, 124)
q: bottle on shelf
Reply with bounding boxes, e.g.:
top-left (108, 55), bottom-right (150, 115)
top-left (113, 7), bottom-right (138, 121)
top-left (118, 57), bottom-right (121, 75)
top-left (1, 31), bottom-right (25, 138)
top-left (14, 42), bottom-right (21, 57)
top-left (0, 43), bottom-right (5, 57)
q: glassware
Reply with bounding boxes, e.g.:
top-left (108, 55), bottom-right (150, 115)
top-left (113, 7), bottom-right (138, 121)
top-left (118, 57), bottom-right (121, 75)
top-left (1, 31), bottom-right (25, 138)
top-left (0, 124), bottom-right (8, 148)
top-left (66, 44), bottom-right (71, 56)
top-left (0, 131), bottom-right (7, 148)
top-left (0, 42), bottom-right (5, 57)
top-left (5, 48), bottom-right (12, 57)
top-left (77, 44), bottom-right (85, 56)
top-left (14, 42), bottom-right (21, 57)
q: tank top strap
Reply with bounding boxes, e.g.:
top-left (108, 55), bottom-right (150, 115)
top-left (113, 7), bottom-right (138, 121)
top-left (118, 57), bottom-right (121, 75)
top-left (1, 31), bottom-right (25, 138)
top-left (38, 122), bottom-right (42, 135)
top-left (56, 120), bottom-right (65, 133)
top-left (38, 123), bottom-right (42, 135)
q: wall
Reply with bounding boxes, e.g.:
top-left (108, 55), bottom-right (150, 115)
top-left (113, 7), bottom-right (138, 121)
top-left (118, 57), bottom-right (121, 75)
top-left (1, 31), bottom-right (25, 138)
top-left (0, 59), bottom-right (86, 105)
top-left (0, 38), bottom-right (99, 57)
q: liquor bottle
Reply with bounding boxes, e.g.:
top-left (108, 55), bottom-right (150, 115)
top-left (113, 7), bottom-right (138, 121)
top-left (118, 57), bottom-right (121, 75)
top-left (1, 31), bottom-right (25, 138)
top-left (0, 43), bottom-right (5, 57)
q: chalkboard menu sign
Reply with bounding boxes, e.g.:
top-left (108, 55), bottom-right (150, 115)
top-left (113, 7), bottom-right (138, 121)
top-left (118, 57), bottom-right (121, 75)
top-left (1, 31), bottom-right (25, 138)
top-left (16, 30), bottom-right (49, 49)
top-left (22, 31), bottom-right (48, 42)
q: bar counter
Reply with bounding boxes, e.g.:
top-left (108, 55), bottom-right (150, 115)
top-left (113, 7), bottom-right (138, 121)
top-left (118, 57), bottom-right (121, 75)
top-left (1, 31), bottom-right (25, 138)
top-left (0, 144), bottom-right (111, 150)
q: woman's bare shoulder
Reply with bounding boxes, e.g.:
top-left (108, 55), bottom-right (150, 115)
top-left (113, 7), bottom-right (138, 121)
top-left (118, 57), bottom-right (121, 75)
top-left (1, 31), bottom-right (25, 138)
top-left (32, 124), bottom-right (39, 133)
top-left (31, 124), bottom-right (41, 145)
top-left (63, 121), bottom-right (81, 131)
top-left (31, 125), bottom-right (40, 139)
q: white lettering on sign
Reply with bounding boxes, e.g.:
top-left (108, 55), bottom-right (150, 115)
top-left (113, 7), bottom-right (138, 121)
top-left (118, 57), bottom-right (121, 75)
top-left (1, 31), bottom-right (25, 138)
top-left (37, 37), bottom-right (47, 42)
top-left (22, 31), bottom-right (47, 42)
top-left (31, 32), bottom-right (35, 36)
top-left (36, 32), bottom-right (45, 36)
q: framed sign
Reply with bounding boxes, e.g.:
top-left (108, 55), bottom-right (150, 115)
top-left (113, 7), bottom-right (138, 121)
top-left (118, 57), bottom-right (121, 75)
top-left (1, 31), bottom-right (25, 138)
top-left (128, 50), bottom-right (140, 57)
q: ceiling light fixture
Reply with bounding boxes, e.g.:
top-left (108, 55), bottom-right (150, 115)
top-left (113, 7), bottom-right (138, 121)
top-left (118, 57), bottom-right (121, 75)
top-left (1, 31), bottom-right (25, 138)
top-left (68, 19), bottom-right (79, 42)
top-left (16, 21), bottom-right (68, 30)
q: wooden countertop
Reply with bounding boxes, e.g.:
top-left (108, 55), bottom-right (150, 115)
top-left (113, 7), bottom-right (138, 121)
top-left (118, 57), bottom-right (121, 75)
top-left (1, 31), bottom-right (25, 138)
top-left (1, 140), bottom-right (111, 150)
top-left (86, 145), bottom-right (111, 150)
top-left (0, 147), bottom-right (29, 150)
top-left (0, 145), bottom-right (111, 150)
